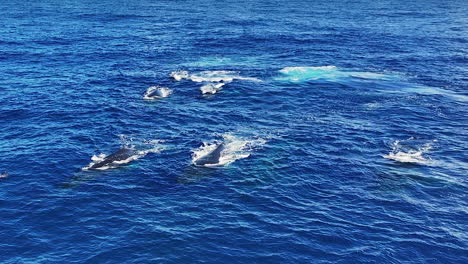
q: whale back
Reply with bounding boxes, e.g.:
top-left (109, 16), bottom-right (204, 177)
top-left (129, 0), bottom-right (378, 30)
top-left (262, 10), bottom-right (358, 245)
top-left (89, 146), bottom-right (135, 169)
top-left (147, 88), bottom-right (163, 98)
top-left (194, 143), bottom-right (225, 166)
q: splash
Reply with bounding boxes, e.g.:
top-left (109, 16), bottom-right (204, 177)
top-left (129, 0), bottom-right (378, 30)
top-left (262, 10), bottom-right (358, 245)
top-left (143, 86), bottom-right (173, 100)
top-left (383, 139), bottom-right (435, 164)
top-left (276, 66), bottom-right (391, 83)
top-left (191, 133), bottom-right (266, 167)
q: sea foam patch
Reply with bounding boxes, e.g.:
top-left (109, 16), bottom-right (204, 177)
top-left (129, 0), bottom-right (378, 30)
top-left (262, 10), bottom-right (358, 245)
top-left (383, 138), bottom-right (436, 165)
top-left (171, 70), bottom-right (261, 83)
top-left (276, 66), bottom-right (392, 83)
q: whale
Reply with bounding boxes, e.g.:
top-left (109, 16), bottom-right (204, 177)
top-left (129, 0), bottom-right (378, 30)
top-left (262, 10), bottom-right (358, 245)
top-left (193, 143), bottom-right (225, 166)
top-left (62, 142), bottom-right (163, 188)
top-left (200, 82), bottom-right (225, 94)
top-left (87, 146), bottom-right (137, 170)
top-left (143, 86), bottom-right (172, 100)
top-left (170, 70), bottom-right (189, 81)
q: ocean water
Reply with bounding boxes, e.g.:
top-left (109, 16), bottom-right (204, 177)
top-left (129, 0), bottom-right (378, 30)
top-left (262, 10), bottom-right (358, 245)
top-left (1, 0), bottom-right (467, 263)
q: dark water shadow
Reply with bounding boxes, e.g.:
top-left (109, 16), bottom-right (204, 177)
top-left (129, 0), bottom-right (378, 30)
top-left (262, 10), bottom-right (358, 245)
top-left (59, 165), bottom-right (136, 189)
top-left (177, 165), bottom-right (224, 184)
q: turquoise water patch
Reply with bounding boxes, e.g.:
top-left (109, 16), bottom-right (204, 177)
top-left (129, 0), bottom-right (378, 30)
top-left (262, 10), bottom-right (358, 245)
top-left (275, 66), bottom-right (394, 82)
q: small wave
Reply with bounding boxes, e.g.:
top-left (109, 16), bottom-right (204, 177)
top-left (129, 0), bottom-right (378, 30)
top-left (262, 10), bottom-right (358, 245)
top-left (276, 66), bottom-right (391, 82)
top-left (143, 86), bottom-right (173, 100)
top-left (192, 133), bottom-right (266, 167)
top-left (181, 56), bottom-right (261, 67)
top-left (200, 82), bottom-right (226, 94)
top-left (364, 102), bottom-right (382, 109)
top-left (0, 172), bottom-right (8, 178)
top-left (383, 139), bottom-right (435, 164)
top-left (182, 57), bottom-right (235, 67)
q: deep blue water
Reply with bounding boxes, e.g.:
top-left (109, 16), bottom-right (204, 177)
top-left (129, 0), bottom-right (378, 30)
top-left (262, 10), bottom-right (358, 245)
top-left (1, 0), bottom-right (467, 263)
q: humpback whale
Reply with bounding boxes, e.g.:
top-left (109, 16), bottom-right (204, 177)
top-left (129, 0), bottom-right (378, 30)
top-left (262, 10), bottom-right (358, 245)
top-left (193, 143), bottom-right (225, 166)
top-left (86, 146), bottom-right (137, 170)
top-left (143, 86), bottom-right (173, 100)
top-left (201, 82), bottom-right (225, 94)
top-left (170, 70), bottom-right (189, 81)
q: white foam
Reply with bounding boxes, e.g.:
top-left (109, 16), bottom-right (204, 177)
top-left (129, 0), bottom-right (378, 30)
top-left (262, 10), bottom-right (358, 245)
top-left (91, 153), bottom-right (107, 162)
top-left (383, 139), bottom-right (435, 165)
top-left (143, 86), bottom-right (173, 100)
top-left (200, 82), bottom-right (226, 94)
top-left (191, 133), bottom-right (266, 167)
top-left (190, 71), bottom-right (261, 83)
top-left (171, 70), bottom-right (261, 83)
top-left (348, 72), bottom-right (388, 79)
